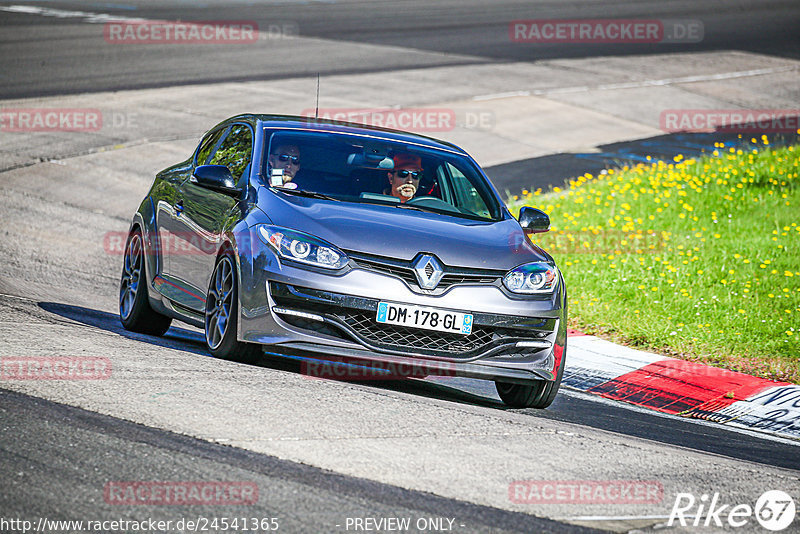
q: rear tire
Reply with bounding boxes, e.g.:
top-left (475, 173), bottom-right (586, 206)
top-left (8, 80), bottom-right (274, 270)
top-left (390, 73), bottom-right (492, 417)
top-left (119, 229), bottom-right (172, 336)
top-left (205, 251), bottom-right (261, 363)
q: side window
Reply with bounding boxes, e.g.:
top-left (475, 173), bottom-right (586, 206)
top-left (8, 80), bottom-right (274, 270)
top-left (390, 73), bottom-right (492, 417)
top-left (195, 128), bottom-right (226, 166)
top-left (447, 162), bottom-right (491, 218)
top-left (208, 124), bottom-right (253, 181)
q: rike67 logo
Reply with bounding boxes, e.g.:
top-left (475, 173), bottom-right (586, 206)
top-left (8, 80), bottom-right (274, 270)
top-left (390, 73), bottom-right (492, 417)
top-left (669, 490), bottom-right (796, 531)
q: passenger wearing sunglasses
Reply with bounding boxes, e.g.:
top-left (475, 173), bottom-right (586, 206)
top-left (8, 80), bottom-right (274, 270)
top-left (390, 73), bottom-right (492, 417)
top-left (268, 144), bottom-right (301, 184)
top-left (385, 153), bottom-right (423, 202)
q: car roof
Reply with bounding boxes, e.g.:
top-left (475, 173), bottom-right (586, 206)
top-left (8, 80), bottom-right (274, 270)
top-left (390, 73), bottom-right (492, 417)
top-left (220, 114), bottom-right (468, 155)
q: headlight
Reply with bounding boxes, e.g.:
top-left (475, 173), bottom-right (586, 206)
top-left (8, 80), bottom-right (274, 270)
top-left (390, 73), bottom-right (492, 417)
top-left (503, 262), bottom-right (558, 294)
top-left (257, 225), bottom-right (348, 270)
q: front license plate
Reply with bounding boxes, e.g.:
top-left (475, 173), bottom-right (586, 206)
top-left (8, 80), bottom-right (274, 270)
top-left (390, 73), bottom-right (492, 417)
top-left (376, 302), bottom-right (473, 335)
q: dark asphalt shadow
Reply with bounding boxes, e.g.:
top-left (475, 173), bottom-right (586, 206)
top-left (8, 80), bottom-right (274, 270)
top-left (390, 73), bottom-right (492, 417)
top-left (369, 377), bottom-right (505, 408)
top-left (0, 388), bottom-right (600, 534)
top-left (37, 301), bottom-right (306, 375)
top-left (35, 301), bottom-right (800, 471)
top-left (392, 377), bottom-right (800, 471)
top-left (35, 302), bottom-right (518, 409)
top-left (386, 376), bottom-right (800, 471)
top-left (544, 389), bottom-right (800, 472)
top-left (487, 130), bottom-right (800, 197)
top-left (38, 301), bottom-right (210, 357)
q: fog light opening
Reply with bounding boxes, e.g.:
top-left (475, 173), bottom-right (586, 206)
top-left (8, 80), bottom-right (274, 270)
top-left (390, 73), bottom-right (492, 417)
top-left (515, 340), bottom-right (551, 349)
top-left (272, 307), bottom-right (324, 322)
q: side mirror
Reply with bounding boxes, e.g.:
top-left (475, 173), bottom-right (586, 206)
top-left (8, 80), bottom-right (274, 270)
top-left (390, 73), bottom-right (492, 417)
top-left (191, 165), bottom-right (241, 197)
top-left (518, 206), bottom-right (550, 234)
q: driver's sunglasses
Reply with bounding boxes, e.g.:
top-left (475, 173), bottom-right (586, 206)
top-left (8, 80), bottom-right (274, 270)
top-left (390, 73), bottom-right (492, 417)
top-left (393, 169), bottom-right (422, 179)
top-left (273, 153), bottom-right (300, 165)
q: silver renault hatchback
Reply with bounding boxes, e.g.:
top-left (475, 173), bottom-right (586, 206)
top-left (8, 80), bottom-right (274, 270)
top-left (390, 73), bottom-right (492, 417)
top-left (119, 115), bottom-right (567, 408)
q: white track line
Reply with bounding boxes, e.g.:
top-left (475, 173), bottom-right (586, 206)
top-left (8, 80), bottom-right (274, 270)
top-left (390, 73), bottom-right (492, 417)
top-left (473, 65), bottom-right (798, 100)
top-left (0, 5), bottom-right (149, 23)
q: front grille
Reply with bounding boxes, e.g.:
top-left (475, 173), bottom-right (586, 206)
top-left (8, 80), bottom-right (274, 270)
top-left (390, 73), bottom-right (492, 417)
top-left (270, 282), bottom-right (553, 359)
top-left (334, 308), bottom-right (496, 354)
top-left (351, 256), bottom-right (417, 286)
top-left (349, 252), bottom-right (502, 292)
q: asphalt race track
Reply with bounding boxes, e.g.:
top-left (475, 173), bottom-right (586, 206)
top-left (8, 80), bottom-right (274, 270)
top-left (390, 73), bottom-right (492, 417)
top-left (1, 0), bottom-right (799, 98)
top-left (1, 1), bottom-right (799, 533)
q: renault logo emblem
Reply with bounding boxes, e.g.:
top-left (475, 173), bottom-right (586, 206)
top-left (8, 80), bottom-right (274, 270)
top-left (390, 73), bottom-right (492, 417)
top-left (412, 254), bottom-right (444, 290)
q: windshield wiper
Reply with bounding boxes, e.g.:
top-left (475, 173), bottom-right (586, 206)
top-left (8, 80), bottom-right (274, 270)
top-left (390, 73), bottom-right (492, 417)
top-left (395, 202), bottom-right (471, 218)
top-left (393, 203), bottom-right (426, 212)
top-left (276, 188), bottom-right (339, 201)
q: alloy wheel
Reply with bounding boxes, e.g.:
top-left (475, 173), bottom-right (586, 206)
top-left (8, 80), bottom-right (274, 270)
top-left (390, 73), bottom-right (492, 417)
top-left (206, 256), bottom-right (234, 350)
top-left (119, 233), bottom-right (142, 320)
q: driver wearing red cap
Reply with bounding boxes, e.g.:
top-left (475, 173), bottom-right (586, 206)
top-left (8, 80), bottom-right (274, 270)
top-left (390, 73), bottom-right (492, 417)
top-left (386, 153), bottom-right (423, 203)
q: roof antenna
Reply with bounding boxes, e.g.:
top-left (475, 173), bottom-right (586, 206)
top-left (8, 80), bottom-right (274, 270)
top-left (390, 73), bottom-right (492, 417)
top-left (314, 73), bottom-right (320, 119)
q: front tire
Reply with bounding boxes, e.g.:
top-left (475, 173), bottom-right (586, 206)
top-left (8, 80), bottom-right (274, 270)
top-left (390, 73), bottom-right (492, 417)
top-left (496, 380), bottom-right (559, 409)
top-left (119, 229), bottom-right (172, 336)
top-left (205, 252), bottom-right (261, 363)
top-left (495, 344), bottom-right (566, 409)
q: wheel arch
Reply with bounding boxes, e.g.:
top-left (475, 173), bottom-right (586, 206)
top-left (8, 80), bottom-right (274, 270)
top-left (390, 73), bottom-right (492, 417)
top-left (127, 196), bottom-right (161, 285)
top-left (215, 234), bottom-right (246, 342)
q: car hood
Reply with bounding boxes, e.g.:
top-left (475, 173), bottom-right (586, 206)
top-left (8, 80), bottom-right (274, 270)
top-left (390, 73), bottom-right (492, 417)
top-left (257, 191), bottom-right (549, 270)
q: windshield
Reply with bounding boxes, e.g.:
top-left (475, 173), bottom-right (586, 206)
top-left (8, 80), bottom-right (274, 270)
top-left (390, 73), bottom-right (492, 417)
top-left (263, 129), bottom-right (503, 222)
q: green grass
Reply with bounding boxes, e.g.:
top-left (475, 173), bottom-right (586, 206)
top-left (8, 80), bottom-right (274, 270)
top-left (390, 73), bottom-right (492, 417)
top-left (508, 138), bottom-right (800, 383)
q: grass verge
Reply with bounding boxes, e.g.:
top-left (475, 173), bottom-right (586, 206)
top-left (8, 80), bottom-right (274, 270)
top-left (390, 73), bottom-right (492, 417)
top-left (509, 138), bottom-right (799, 383)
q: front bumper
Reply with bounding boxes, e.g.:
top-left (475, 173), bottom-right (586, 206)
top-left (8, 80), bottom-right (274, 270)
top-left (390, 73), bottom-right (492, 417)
top-left (238, 242), bottom-right (566, 383)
